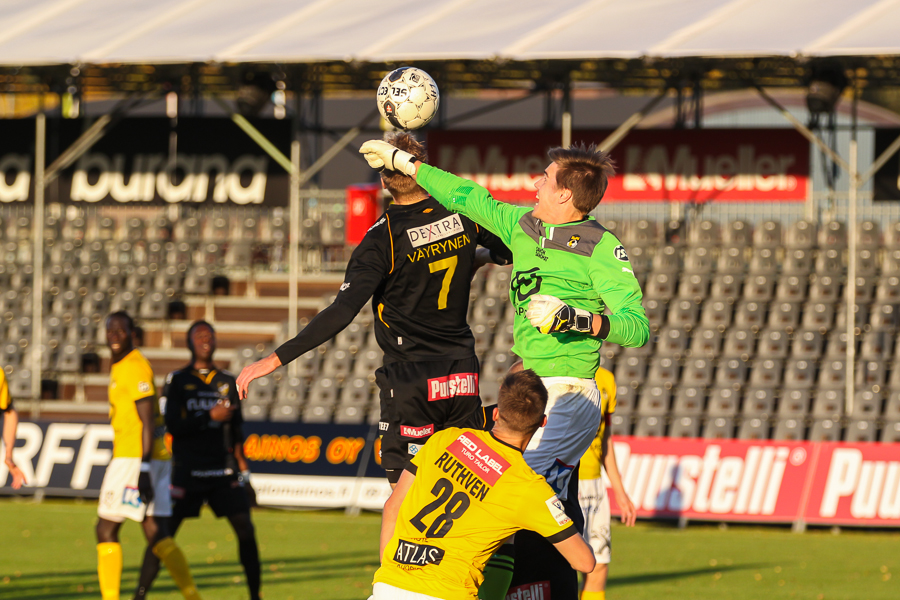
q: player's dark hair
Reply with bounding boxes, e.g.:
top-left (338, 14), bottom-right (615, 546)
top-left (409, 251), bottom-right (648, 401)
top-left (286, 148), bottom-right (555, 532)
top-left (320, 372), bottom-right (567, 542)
top-left (496, 369), bottom-right (547, 435)
top-left (381, 132), bottom-right (429, 198)
top-left (106, 310), bottom-right (134, 333)
top-left (548, 142), bottom-right (616, 215)
top-left (186, 320), bottom-right (215, 356)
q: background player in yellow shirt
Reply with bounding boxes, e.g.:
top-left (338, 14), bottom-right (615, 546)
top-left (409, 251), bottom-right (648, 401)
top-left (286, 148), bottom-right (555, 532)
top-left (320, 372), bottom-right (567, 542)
top-left (96, 312), bottom-right (201, 600)
top-left (374, 369), bottom-right (595, 600)
top-left (1, 368), bottom-right (27, 489)
top-left (577, 367), bottom-right (636, 600)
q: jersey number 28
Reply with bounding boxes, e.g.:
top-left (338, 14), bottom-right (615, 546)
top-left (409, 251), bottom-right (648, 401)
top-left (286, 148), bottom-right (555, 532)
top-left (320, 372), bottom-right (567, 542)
top-left (409, 477), bottom-right (470, 537)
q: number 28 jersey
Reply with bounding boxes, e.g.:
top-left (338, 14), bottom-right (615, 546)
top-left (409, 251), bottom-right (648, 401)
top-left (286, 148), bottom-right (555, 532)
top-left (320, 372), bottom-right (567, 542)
top-left (374, 428), bottom-right (577, 600)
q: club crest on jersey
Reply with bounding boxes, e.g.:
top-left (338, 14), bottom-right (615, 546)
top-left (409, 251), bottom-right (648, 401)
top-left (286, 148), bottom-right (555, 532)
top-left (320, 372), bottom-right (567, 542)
top-left (545, 495), bottom-right (572, 526)
top-left (138, 381), bottom-right (151, 393)
top-left (567, 235), bottom-right (581, 248)
top-left (614, 245), bottom-right (629, 262)
top-left (218, 382), bottom-right (230, 396)
top-left (407, 214), bottom-right (464, 248)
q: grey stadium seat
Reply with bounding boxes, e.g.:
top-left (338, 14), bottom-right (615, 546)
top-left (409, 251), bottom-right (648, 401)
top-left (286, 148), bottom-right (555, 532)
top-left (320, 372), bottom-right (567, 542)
top-left (784, 359), bottom-right (816, 389)
top-left (857, 219), bottom-right (880, 248)
top-left (742, 387), bottom-right (776, 417)
top-left (767, 302), bottom-right (801, 333)
top-left (471, 296), bottom-right (505, 328)
top-left (881, 421), bottom-right (900, 443)
top-left (613, 385), bottom-right (637, 414)
top-left (722, 220), bottom-right (752, 247)
top-left (808, 275), bottom-right (841, 304)
top-left (850, 390), bottom-right (883, 420)
top-left (738, 417), bottom-right (770, 440)
top-left (334, 322), bottom-right (367, 353)
top-left (791, 330), bottom-right (823, 359)
top-left (845, 420), bottom-right (878, 443)
top-left (703, 416), bottom-right (735, 439)
top-left (885, 221), bottom-right (900, 249)
top-left (651, 245), bottom-right (681, 273)
top-left (757, 329), bottom-right (790, 359)
top-left (786, 220), bottom-right (817, 249)
top-left (644, 272), bottom-right (677, 299)
top-left (710, 274), bottom-right (742, 304)
top-left (775, 275), bottom-right (807, 302)
top-left (855, 248), bottom-right (879, 278)
top-left (717, 247), bottom-right (747, 274)
top-left (672, 387), bottom-right (705, 415)
top-left (884, 391), bottom-right (900, 420)
top-left (733, 300), bottom-right (767, 332)
top-left (614, 356), bottom-right (647, 388)
top-left (818, 221), bottom-right (847, 248)
top-left (669, 415), bottom-right (701, 438)
top-left (634, 415), bottom-right (666, 437)
top-left (246, 376), bottom-right (276, 404)
top-left (700, 300), bottom-right (733, 331)
top-left (882, 250), bottom-right (900, 275)
top-left (817, 359), bottom-right (847, 390)
top-left (667, 299), bottom-right (700, 331)
top-left (243, 400), bottom-right (271, 422)
top-left (321, 349), bottom-right (353, 380)
top-left (856, 360), bottom-right (887, 390)
top-left (609, 413), bottom-right (632, 437)
top-left (875, 276), bottom-right (900, 303)
top-left (782, 249), bottom-right (814, 276)
top-left (643, 299), bottom-right (667, 333)
top-left (687, 220), bottom-right (720, 247)
top-left (824, 330), bottom-right (849, 359)
top-left (637, 385), bottom-right (671, 415)
top-left (815, 248), bottom-right (843, 275)
top-left (812, 389), bottom-right (844, 420)
top-left (722, 329), bottom-right (755, 360)
top-left (677, 273), bottom-right (710, 303)
top-left (773, 418), bottom-right (805, 441)
top-left (743, 274), bottom-right (775, 302)
top-left (779, 388), bottom-right (810, 417)
top-left (276, 377), bottom-right (307, 404)
top-left (707, 387), bottom-right (740, 416)
top-left (748, 248), bottom-right (778, 275)
top-left (752, 220), bottom-right (782, 249)
top-left (683, 246), bottom-right (715, 274)
top-left (809, 418), bottom-right (842, 442)
top-left (339, 376), bottom-right (371, 406)
top-left (716, 358), bottom-right (748, 389)
top-left (655, 327), bottom-right (689, 358)
top-left (870, 303), bottom-right (899, 332)
top-left (689, 328), bottom-right (722, 359)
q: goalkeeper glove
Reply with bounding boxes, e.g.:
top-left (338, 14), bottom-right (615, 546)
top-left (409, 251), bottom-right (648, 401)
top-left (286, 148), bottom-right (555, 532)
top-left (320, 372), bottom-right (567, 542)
top-left (359, 140), bottom-right (418, 176)
top-left (138, 462), bottom-right (155, 504)
top-left (525, 294), bottom-right (593, 335)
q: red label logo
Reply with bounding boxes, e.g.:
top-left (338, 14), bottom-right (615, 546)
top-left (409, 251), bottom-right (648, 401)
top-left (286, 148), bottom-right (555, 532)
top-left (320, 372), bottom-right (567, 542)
top-left (506, 581), bottom-right (551, 600)
top-left (447, 433), bottom-right (511, 487)
top-left (400, 424), bottom-right (434, 438)
top-left (427, 372), bottom-right (479, 401)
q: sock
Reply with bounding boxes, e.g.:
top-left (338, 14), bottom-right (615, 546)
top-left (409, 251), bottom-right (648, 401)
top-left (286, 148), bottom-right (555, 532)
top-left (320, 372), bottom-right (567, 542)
top-left (152, 537), bottom-right (202, 600)
top-left (97, 542), bottom-right (123, 600)
top-left (581, 592), bottom-right (605, 600)
top-left (134, 544), bottom-right (161, 599)
top-left (239, 538), bottom-right (262, 600)
top-left (478, 544), bottom-right (515, 600)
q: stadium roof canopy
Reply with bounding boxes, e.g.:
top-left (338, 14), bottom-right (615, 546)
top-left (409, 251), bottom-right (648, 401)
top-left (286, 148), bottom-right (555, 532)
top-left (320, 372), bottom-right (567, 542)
top-left (3, 0), bottom-right (900, 95)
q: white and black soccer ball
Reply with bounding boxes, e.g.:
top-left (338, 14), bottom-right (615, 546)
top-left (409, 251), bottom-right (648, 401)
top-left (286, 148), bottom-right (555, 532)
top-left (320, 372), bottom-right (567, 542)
top-left (376, 67), bottom-right (439, 130)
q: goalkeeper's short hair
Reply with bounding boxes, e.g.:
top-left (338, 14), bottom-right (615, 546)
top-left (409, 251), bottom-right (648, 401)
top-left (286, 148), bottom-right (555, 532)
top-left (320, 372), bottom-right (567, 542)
top-left (496, 369), bottom-right (548, 435)
top-left (381, 132), bottom-right (428, 197)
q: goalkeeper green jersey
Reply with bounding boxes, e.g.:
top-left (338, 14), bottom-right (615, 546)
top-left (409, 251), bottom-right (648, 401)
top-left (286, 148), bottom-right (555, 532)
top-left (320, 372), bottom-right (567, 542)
top-left (417, 164), bottom-right (649, 379)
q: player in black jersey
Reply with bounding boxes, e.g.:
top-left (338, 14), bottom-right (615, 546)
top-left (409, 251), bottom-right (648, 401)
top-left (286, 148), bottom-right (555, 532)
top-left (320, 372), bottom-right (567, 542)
top-left (237, 132), bottom-right (512, 485)
top-left (163, 321), bottom-right (261, 600)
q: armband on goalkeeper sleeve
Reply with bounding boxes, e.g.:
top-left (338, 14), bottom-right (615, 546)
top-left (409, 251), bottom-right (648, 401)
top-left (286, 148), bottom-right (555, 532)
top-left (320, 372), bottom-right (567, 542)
top-left (525, 295), bottom-right (593, 335)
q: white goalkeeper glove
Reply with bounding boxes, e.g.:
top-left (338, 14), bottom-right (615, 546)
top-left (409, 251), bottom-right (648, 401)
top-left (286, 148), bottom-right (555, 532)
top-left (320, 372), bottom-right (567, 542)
top-left (525, 294), bottom-right (594, 335)
top-left (359, 140), bottom-right (418, 176)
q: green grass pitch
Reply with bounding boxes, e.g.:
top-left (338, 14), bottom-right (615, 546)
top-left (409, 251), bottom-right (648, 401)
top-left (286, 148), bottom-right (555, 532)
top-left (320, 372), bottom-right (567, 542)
top-left (0, 497), bottom-right (897, 599)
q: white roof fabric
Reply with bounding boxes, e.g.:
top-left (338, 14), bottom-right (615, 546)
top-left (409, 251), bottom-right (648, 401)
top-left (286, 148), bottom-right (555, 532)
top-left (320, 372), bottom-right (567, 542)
top-left (1, 0), bottom-right (899, 66)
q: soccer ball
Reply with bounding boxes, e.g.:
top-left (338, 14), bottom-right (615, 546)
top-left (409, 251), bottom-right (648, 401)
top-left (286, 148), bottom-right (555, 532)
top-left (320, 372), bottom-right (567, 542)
top-left (376, 67), bottom-right (440, 130)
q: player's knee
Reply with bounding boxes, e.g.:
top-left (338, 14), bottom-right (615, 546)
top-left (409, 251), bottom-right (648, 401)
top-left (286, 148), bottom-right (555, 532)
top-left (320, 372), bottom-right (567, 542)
top-left (95, 519), bottom-right (118, 543)
top-left (229, 513), bottom-right (256, 541)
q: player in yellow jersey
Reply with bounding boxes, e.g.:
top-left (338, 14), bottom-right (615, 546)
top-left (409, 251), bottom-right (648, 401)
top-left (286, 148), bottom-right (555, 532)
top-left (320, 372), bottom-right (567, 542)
top-left (577, 367), bottom-right (636, 600)
top-left (1, 368), bottom-right (27, 489)
top-left (373, 369), bottom-right (595, 600)
top-left (96, 312), bottom-right (202, 600)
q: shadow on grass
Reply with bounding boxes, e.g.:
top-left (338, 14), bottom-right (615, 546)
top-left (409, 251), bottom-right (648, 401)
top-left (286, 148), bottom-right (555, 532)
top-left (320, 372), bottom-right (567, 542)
top-left (4, 550), bottom-right (380, 599)
top-left (609, 562), bottom-right (775, 588)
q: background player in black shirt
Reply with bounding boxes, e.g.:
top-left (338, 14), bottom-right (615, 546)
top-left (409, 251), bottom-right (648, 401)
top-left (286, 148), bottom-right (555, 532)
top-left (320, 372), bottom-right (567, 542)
top-left (237, 132), bottom-right (512, 485)
top-left (164, 321), bottom-right (261, 600)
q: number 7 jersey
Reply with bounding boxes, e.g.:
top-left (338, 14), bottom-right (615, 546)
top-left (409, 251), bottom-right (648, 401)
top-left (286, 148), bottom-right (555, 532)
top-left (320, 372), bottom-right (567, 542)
top-left (374, 428), bottom-right (577, 600)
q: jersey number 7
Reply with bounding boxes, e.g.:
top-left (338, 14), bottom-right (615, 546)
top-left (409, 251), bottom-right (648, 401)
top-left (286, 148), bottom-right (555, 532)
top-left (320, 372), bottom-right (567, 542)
top-left (409, 477), bottom-right (471, 537)
top-left (428, 255), bottom-right (458, 310)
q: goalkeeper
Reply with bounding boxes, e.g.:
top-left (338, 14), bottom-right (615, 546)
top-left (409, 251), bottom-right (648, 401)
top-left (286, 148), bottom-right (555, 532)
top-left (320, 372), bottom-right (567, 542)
top-left (361, 138), bottom-right (648, 599)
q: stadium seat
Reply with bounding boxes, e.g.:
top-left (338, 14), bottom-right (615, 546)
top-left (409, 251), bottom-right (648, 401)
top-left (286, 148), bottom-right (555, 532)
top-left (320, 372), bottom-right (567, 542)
top-left (302, 378), bottom-right (339, 423)
top-left (482, 351), bottom-right (517, 382)
top-left (775, 275), bottom-right (808, 304)
top-left (856, 220), bottom-right (881, 248)
top-left (716, 358), bottom-right (748, 389)
top-left (669, 415), bottom-right (701, 438)
top-left (686, 220), bottom-right (720, 247)
top-left (784, 221), bottom-right (818, 250)
top-left (271, 402), bottom-right (304, 422)
top-left (738, 417), bottom-right (770, 440)
top-left (855, 248), bottom-right (879, 278)
top-left (677, 273), bottom-right (710, 302)
top-left (321, 349), bottom-right (353, 380)
top-left (688, 328), bottom-right (722, 359)
top-left (823, 330), bottom-right (849, 359)
top-left (850, 276), bottom-right (877, 305)
top-left (815, 248), bottom-right (843, 275)
top-left (614, 385), bottom-right (637, 414)
top-left (875, 276), bottom-right (900, 303)
top-left (333, 404), bottom-right (367, 424)
top-left (742, 387), bottom-right (776, 417)
top-left (634, 415), bottom-right (666, 437)
top-left (183, 267), bottom-right (211, 295)
top-left (757, 329), bottom-right (790, 359)
top-left (773, 418), bottom-right (805, 441)
top-left (733, 300), bottom-right (766, 332)
top-left (882, 249), bottom-right (900, 275)
top-left (8, 369), bottom-right (33, 397)
top-left (791, 330), bottom-right (823, 359)
top-left (717, 247), bottom-right (747, 274)
top-left (885, 391), bottom-right (900, 419)
top-left (784, 359), bottom-right (816, 389)
top-left (667, 299), bottom-right (699, 330)
top-left (614, 356), bottom-right (647, 388)
top-left (608, 413), bottom-right (632, 436)
top-left (626, 219), bottom-right (661, 247)
top-left (245, 376), bottom-right (276, 404)
top-left (339, 376), bottom-right (371, 406)
top-left (683, 246), bottom-right (715, 274)
top-left (655, 327), bottom-right (689, 358)
top-left (643, 299), bottom-right (666, 332)
top-left (479, 378), bottom-right (501, 406)
top-left (472, 323), bottom-right (492, 358)
top-left (850, 390), bottom-right (883, 419)
top-left (626, 246), bottom-right (651, 274)
top-left (645, 272), bottom-right (677, 299)
top-left (334, 323), bottom-right (367, 354)
top-left (276, 377), bottom-right (306, 405)
top-left (242, 399), bottom-right (271, 422)
top-left (700, 300), bottom-right (733, 332)
top-left (782, 248), bottom-right (814, 276)
top-left (881, 421), bottom-right (900, 443)
top-left (752, 220), bottom-right (781, 249)
top-left (809, 418), bottom-right (842, 441)
top-left (869, 303), bottom-right (899, 332)
top-left (819, 221), bottom-right (847, 248)
top-left (485, 267), bottom-right (511, 298)
top-left (672, 387), bottom-right (705, 415)
top-left (54, 343), bottom-right (81, 372)
top-left (743, 274), bottom-right (775, 302)
top-left (709, 274), bottom-right (742, 304)
top-left (703, 416), bottom-right (735, 439)
top-left (492, 323), bottom-right (515, 352)
top-left (818, 359), bottom-right (847, 390)
top-left (767, 302), bottom-right (801, 333)
top-left (637, 385), bottom-right (671, 415)
top-left (722, 220), bottom-right (752, 247)
top-left (680, 358), bottom-right (713, 387)
top-left (707, 387), bottom-right (740, 416)
top-left (295, 348), bottom-right (324, 378)
top-left (778, 388), bottom-right (810, 416)
top-left (471, 296), bottom-right (504, 328)
top-left (845, 420), bottom-right (878, 443)
top-left (812, 389), bottom-right (844, 419)
top-left (139, 292), bottom-right (168, 320)
top-left (748, 248), bottom-right (778, 275)
top-left (856, 360), bottom-right (887, 390)
top-left (722, 329), bottom-right (755, 360)
top-left (808, 275), bottom-right (841, 304)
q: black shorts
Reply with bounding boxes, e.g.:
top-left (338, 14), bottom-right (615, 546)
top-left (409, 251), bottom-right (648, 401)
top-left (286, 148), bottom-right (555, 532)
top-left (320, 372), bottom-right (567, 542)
top-left (376, 356), bottom-right (487, 482)
top-left (170, 469), bottom-right (250, 519)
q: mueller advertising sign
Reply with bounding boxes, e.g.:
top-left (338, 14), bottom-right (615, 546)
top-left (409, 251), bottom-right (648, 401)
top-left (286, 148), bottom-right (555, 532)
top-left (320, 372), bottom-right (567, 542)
top-left (605, 437), bottom-right (900, 526)
top-left (427, 129), bottom-right (810, 203)
top-left (0, 118), bottom-right (289, 205)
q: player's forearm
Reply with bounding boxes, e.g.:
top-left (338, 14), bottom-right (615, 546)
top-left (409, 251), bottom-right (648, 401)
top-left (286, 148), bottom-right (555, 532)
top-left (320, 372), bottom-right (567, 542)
top-left (604, 309), bottom-right (649, 347)
top-left (416, 163), bottom-right (514, 244)
top-left (379, 499), bottom-right (400, 559)
top-left (602, 431), bottom-right (626, 495)
top-left (136, 400), bottom-right (154, 462)
top-left (3, 409), bottom-right (18, 463)
top-left (273, 300), bottom-right (359, 365)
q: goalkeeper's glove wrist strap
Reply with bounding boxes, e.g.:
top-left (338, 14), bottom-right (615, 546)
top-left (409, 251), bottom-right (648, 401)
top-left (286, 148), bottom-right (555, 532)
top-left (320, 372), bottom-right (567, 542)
top-left (596, 315), bottom-right (611, 339)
